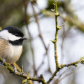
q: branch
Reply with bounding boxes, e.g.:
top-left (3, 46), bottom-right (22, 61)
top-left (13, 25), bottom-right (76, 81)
top-left (0, 58), bottom-right (47, 84)
top-left (47, 3), bottom-right (61, 83)
top-left (47, 3), bottom-right (84, 83)
top-left (47, 56), bottom-right (84, 83)
top-left (31, 2), bottom-right (49, 74)
top-left (1, 2), bottom-right (84, 84)
top-left (23, 0), bottom-right (37, 76)
top-left (31, 3), bottom-right (47, 51)
top-left (51, 2), bottom-right (60, 73)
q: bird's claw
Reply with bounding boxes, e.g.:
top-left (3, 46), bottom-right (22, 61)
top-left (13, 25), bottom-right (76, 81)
top-left (13, 66), bottom-right (17, 74)
top-left (0, 58), bottom-right (5, 65)
top-left (11, 65), bottom-right (17, 75)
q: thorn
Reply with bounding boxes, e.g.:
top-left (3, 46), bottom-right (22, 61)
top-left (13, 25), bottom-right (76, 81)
top-left (57, 26), bottom-right (61, 30)
top-left (51, 40), bottom-right (55, 43)
top-left (55, 13), bottom-right (60, 16)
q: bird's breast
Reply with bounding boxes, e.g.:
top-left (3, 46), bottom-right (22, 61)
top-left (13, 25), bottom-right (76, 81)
top-left (6, 44), bottom-right (23, 64)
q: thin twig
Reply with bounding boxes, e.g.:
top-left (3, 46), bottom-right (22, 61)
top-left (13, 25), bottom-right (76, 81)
top-left (54, 3), bottom-right (59, 70)
top-left (31, 3), bottom-right (47, 51)
top-left (23, 0), bottom-right (37, 76)
top-left (0, 58), bottom-right (47, 84)
top-left (31, 3), bottom-right (49, 74)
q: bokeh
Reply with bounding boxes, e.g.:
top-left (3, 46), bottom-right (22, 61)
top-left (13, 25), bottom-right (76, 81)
top-left (0, 0), bottom-right (84, 84)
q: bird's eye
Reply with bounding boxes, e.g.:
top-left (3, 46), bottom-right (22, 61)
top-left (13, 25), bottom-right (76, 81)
top-left (15, 34), bottom-right (18, 36)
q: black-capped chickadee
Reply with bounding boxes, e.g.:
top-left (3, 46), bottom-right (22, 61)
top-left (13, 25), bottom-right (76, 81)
top-left (0, 26), bottom-right (27, 65)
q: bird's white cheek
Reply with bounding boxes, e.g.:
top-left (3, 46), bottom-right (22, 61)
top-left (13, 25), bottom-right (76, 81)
top-left (8, 33), bottom-right (21, 41)
top-left (0, 30), bottom-right (9, 40)
top-left (0, 30), bottom-right (21, 41)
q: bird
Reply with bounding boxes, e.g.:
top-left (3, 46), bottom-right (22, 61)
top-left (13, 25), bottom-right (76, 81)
top-left (0, 26), bottom-right (27, 72)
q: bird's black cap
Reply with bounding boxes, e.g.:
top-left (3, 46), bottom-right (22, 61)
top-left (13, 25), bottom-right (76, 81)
top-left (1, 26), bottom-right (26, 45)
top-left (2, 26), bottom-right (24, 37)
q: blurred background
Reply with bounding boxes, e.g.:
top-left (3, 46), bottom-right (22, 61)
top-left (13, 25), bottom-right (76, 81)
top-left (0, 0), bottom-right (84, 84)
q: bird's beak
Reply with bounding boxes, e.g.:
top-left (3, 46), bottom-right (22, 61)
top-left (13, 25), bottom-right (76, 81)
top-left (22, 37), bottom-right (27, 40)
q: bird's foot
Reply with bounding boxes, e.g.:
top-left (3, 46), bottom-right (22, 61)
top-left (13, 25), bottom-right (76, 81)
top-left (11, 64), bottom-right (17, 75)
top-left (0, 58), bottom-right (5, 65)
top-left (13, 66), bottom-right (17, 74)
